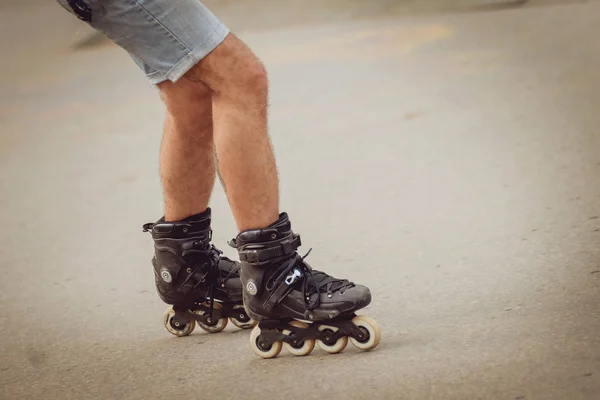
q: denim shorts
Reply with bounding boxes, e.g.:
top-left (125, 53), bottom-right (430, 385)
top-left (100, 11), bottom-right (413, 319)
top-left (57, 0), bottom-right (229, 84)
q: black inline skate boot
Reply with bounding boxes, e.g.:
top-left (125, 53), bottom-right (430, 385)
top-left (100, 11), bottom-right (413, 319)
top-left (229, 212), bottom-right (381, 358)
top-left (142, 208), bottom-right (257, 337)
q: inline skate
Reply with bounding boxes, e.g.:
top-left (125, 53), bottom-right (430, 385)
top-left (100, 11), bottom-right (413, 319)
top-left (229, 212), bottom-right (381, 358)
top-left (143, 208), bottom-right (257, 337)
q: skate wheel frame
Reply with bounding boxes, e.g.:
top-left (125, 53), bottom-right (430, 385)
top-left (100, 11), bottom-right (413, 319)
top-left (250, 315), bottom-right (381, 359)
top-left (163, 301), bottom-right (257, 337)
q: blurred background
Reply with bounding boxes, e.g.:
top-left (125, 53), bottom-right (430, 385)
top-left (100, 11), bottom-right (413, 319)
top-left (1, 0), bottom-right (599, 399)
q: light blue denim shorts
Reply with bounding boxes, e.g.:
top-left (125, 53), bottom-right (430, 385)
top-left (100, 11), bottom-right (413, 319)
top-left (57, 0), bottom-right (229, 84)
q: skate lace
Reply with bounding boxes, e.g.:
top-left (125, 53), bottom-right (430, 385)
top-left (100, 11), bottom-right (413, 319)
top-left (269, 249), bottom-right (355, 311)
top-left (181, 243), bottom-right (237, 319)
top-left (208, 245), bottom-right (241, 281)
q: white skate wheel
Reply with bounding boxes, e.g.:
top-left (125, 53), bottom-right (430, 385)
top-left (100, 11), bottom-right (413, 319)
top-left (230, 305), bottom-right (258, 329)
top-left (316, 325), bottom-right (348, 354)
top-left (349, 315), bottom-right (381, 351)
top-left (163, 307), bottom-right (196, 337)
top-left (282, 321), bottom-right (315, 356)
top-left (195, 302), bottom-right (229, 333)
top-left (250, 325), bottom-right (282, 359)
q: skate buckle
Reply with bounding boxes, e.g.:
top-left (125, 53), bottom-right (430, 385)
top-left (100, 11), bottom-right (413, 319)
top-left (142, 222), bottom-right (154, 232)
top-left (285, 269), bottom-right (303, 285)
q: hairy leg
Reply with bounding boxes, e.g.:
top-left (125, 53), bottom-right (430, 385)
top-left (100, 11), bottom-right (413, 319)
top-left (157, 79), bottom-right (215, 222)
top-left (185, 33), bottom-right (280, 231)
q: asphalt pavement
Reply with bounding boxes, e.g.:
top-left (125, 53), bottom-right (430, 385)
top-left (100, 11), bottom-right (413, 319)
top-left (1, 1), bottom-right (599, 399)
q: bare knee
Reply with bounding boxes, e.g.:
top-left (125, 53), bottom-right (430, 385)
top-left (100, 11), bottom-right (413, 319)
top-left (183, 33), bottom-right (268, 99)
top-left (238, 58), bottom-right (268, 98)
top-left (158, 78), bottom-right (213, 131)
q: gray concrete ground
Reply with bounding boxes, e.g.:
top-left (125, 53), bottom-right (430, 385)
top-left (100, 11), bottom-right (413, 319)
top-left (1, 1), bottom-right (599, 399)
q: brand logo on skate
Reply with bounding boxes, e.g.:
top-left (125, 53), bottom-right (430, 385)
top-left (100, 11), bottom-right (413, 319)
top-left (161, 270), bottom-right (172, 283)
top-left (285, 269), bottom-right (302, 285)
top-left (246, 280), bottom-right (258, 296)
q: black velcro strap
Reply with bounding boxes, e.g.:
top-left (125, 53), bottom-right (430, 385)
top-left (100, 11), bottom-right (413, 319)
top-left (239, 234), bottom-right (302, 263)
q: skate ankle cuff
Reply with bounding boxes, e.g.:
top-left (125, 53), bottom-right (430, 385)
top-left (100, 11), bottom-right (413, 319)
top-left (237, 234), bottom-right (302, 264)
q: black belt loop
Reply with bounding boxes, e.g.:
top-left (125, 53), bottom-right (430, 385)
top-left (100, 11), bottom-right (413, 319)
top-left (281, 239), bottom-right (292, 254)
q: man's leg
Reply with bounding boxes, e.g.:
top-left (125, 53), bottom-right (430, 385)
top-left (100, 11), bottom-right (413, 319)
top-left (158, 35), bottom-right (280, 228)
top-left (157, 80), bottom-right (215, 222)
top-left (56, 0), bottom-right (260, 336)
top-left (183, 34), bottom-right (280, 231)
top-left (56, 0), bottom-right (220, 222)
